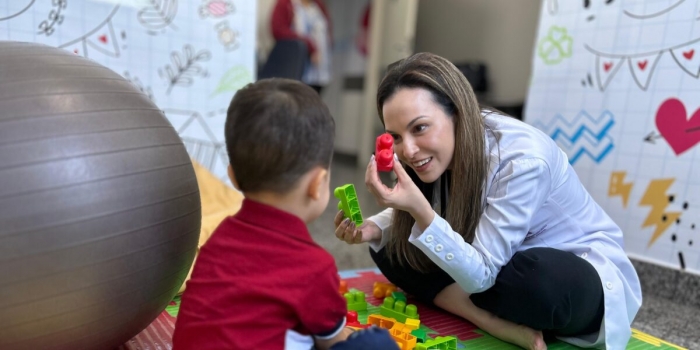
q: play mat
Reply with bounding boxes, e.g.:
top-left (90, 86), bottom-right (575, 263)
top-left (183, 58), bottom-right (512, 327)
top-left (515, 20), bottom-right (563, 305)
top-left (117, 268), bottom-right (685, 350)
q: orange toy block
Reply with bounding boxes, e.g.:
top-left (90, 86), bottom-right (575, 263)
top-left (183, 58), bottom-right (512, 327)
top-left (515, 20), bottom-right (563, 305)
top-left (339, 280), bottom-right (348, 294)
top-left (373, 281), bottom-right (397, 299)
top-left (367, 314), bottom-right (397, 330)
top-left (389, 328), bottom-right (417, 350)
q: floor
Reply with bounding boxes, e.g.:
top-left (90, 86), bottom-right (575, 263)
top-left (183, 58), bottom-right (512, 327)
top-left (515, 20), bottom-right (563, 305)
top-left (310, 155), bottom-right (700, 349)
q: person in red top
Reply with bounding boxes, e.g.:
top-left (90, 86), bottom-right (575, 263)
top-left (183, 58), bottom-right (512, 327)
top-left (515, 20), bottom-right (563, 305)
top-left (271, 0), bottom-right (332, 93)
top-left (172, 79), bottom-right (396, 349)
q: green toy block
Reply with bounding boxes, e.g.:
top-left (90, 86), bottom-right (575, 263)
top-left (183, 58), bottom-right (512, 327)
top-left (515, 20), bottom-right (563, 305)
top-left (390, 291), bottom-right (406, 303)
top-left (380, 296), bottom-right (419, 323)
top-left (411, 329), bottom-right (428, 343)
top-left (415, 336), bottom-right (457, 350)
top-left (344, 290), bottom-right (367, 312)
top-left (334, 184), bottom-right (363, 226)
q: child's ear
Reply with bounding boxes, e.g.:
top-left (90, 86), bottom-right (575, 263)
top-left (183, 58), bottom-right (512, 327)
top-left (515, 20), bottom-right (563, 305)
top-left (307, 168), bottom-right (328, 200)
top-left (227, 165), bottom-right (241, 191)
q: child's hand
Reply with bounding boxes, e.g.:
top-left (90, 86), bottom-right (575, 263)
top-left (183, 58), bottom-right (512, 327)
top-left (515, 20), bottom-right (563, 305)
top-left (334, 211), bottom-right (381, 244)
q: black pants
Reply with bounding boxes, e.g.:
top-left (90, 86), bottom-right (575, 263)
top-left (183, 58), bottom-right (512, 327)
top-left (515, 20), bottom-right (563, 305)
top-left (370, 247), bottom-right (604, 336)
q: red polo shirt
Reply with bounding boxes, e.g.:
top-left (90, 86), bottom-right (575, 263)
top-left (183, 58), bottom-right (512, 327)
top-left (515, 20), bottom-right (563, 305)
top-left (173, 199), bottom-right (346, 349)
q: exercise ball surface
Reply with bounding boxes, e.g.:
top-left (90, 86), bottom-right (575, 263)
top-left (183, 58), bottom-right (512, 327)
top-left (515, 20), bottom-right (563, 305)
top-left (0, 41), bottom-right (201, 350)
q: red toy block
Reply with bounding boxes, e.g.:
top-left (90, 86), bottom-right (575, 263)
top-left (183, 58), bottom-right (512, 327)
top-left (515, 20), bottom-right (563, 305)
top-left (346, 311), bottom-right (370, 329)
top-left (375, 133), bottom-right (394, 172)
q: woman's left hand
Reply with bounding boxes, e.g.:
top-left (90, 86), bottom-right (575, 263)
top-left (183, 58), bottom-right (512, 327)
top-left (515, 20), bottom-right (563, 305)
top-left (365, 154), bottom-right (431, 217)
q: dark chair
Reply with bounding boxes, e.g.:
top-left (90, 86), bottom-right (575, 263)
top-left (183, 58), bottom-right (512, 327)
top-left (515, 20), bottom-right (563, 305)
top-left (453, 62), bottom-right (489, 93)
top-left (258, 39), bottom-right (308, 81)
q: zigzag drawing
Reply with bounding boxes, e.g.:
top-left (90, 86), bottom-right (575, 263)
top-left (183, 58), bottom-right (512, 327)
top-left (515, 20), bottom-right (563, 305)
top-left (533, 110), bottom-right (615, 165)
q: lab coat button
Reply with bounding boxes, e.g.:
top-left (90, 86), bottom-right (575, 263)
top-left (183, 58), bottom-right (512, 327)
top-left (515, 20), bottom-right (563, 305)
top-left (425, 235), bottom-right (434, 243)
top-left (606, 282), bottom-right (613, 290)
top-left (435, 244), bottom-right (443, 252)
top-left (446, 253), bottom-right (454, 260)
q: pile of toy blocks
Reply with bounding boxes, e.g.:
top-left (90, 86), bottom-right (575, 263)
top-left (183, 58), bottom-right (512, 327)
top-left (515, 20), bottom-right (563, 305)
top-left (340, 280), bottom-right (457, 350)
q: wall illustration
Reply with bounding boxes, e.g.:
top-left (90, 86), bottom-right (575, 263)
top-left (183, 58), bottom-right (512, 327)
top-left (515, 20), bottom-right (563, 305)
top-left (0, 0), bottom-right (256, 181)
top-left (526, 0), bottom-right (700, 274)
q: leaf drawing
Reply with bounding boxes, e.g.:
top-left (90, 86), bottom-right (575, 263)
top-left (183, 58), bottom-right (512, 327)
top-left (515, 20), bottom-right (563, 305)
top-left (160, 45), bottom-right (212, 94)
top-left (211, 65), bottom-right (252, 96)
top-left (138, 0), bottom-right (178, 31)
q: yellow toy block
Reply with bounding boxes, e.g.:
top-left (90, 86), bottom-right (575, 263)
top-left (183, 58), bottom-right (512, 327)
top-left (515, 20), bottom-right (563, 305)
top-left (404, 318), bottom-right (420, 330)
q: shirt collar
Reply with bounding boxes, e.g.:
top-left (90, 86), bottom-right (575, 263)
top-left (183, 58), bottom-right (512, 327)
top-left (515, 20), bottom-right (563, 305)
top-left (234, 198), bottom-right (311, 239)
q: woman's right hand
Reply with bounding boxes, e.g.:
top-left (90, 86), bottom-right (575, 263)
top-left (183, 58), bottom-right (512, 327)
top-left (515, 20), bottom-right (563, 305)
top-left (334, 210), bottom-right (382, 244)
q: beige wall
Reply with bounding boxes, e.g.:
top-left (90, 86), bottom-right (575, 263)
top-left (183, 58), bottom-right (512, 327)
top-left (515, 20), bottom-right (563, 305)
top-left (256, 0), bottom-right (277, 66)
top-left (415, 0), bottom-right (541, 105)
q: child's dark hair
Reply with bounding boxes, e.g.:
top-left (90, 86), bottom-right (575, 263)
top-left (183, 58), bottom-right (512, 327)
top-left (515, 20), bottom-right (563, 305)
top-left (225, 78), bottom-right (335, 193)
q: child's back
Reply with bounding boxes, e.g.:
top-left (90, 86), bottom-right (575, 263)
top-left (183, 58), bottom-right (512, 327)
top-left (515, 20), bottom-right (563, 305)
top-left (173, 200), bottom-right (345, 348)
top-left (173, 79), bottom-right (347, 349)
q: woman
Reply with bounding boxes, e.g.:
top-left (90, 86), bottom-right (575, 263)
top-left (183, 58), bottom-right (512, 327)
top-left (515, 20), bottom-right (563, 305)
top-left (271, 0), bottom-right (332, 93)
top-left (334, 52), bottom-right (641, 350)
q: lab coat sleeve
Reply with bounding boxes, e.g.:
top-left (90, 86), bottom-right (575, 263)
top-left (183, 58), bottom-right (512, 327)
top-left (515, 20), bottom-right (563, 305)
top-left (367, 208), bottom-right (393, 252)
top-left (409, 158), bottom-right (552, 293)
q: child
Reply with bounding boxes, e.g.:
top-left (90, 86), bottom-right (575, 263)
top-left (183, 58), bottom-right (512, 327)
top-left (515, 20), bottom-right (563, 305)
top-left (172, 79), bottom-right (394, 349)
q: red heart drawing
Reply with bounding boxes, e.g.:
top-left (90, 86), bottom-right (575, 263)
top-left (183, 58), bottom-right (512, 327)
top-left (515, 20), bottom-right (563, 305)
top-left (656, 98), bottom-right (700, 155)
top-left (604, 62), bottom-right (613, 72)
top-left (637, 60), bottom-right (648, 70)
top-left (99, 34), bottom-right (108, 44)
top-left (683, 49), bottom-right (694, 60)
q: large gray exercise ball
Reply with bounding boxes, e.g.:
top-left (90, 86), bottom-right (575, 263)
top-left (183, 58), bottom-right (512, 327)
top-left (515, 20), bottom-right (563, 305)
top-left (0, 41), bottom-right (201, 350)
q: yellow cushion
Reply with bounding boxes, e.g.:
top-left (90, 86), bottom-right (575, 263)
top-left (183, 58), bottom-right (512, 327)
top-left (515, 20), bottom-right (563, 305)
top-left (179, 160), bottom-right (244, 294)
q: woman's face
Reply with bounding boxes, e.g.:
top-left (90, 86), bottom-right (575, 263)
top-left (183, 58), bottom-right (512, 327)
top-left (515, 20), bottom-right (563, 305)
top-left (382, 87), bottom-right (455, 183)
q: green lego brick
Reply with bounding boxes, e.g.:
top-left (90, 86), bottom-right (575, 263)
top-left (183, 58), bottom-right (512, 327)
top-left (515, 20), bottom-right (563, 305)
top-left (411, 329), bottom-right (428, 343)
top-left (379, 296), bottom-right (419, 323)
top-left (334, 184), bottom-right (363, 226)
top-left (415, 336), bottom-right (457, 350)
top-left (344, 290), bottom-right (367, 312)
top-left (390, 291), bottom-right (406, 302)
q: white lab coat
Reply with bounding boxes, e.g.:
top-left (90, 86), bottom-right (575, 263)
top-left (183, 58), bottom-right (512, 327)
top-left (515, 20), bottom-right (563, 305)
top-left (368, 113), bottom-right (642, 349)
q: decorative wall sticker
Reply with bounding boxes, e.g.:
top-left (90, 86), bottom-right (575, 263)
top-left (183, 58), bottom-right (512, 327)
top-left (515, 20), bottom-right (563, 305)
top-left (655, 98), bottom-right (700, 156)
top-left (37, 0), bottom-right (66, 36)
top-left (532, 110), bottom-right (615, 164)
top-left (609, 171), bottom-right (633, 208)
top-left (159, 45), bottom-right (212, 94)
top-left (137, 0), bottom-right (178, 34)
top-left (639, 179), bottom-right (682, 247)
top-left (58, 5), bottom-right (121, 58)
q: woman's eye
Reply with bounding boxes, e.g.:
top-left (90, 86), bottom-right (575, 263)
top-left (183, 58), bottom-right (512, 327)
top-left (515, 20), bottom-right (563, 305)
top-left (414, 124), bottom-right (427, 132)
top-left (391, 134), bottom-right (401, 142)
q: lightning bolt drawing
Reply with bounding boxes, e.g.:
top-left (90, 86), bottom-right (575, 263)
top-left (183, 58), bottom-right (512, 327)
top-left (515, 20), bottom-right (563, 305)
top-left (608, 171), bottom-right (633, 207)
top-left (639, 179), bottom-right (682, 247)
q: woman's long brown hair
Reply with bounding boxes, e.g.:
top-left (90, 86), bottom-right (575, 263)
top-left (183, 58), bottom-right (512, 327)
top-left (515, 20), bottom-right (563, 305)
top-left (376, 52), bottom-right (488, 272)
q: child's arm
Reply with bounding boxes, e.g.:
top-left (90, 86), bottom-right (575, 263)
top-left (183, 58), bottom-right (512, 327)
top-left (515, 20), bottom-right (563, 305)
top-left (314, 327), bottom-right (355, 349)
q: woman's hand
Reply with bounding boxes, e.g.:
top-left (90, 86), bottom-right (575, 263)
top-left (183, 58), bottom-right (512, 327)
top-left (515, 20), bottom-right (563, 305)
top-left (334, 210), bottom-right (382, 244)
top-left (365, 155), bottom-right (434, 229)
